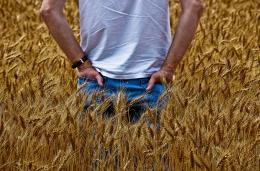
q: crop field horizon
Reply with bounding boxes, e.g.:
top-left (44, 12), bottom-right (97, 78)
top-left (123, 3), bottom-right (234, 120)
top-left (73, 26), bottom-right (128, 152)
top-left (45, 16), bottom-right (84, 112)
top-left (0, 0), bottom-right (259, 170)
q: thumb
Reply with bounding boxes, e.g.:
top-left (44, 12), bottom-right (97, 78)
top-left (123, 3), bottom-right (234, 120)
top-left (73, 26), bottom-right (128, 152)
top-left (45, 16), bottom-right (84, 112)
top-left (146, 76), bottom-right (156, 91)
top-left (95, 73), bottom-right (104, 87)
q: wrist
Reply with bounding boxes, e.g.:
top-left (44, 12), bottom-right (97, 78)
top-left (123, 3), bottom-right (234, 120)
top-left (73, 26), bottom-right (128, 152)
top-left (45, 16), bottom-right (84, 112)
top-left (77, 60), bottom-right (92, 71)
top-left (71, 54), bottom-right (91, 69)
top-left (161, 63), bottom-right (175, 73)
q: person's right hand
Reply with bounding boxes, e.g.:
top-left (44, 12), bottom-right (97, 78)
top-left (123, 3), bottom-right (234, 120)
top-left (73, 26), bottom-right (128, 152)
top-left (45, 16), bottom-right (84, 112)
top-left (77, 61), bottom-right (104, 86)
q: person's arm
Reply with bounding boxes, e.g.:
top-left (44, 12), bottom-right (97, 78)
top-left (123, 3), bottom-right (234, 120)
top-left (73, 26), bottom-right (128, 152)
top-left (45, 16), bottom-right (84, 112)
top-left (40, 0), bottom-right (104, 86)
top-left (146, 0), bottom-right (204, 91)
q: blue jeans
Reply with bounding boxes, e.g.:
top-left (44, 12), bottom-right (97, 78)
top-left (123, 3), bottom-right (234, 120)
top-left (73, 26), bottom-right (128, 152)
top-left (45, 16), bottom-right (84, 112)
top-left (77, 74), bottom-right (168, 123)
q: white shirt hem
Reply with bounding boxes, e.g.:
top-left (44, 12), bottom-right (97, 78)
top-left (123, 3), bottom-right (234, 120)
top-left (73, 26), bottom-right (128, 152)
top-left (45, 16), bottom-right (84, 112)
top-left (95, 68), bottom-right (154, 79)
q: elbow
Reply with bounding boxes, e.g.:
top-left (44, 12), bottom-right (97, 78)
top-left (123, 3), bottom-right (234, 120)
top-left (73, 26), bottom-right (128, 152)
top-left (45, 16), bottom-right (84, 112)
top-left (40, 7), bottom-right (53, 21)
top-left (40, 5), bottom-right (59, 22)
top-left (183, 0), bottom-right (204, 17)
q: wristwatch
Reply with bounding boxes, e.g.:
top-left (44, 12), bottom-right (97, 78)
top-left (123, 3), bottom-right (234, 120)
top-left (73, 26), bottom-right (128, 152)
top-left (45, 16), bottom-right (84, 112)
top-left (71, 54), bottom-right (89, 69)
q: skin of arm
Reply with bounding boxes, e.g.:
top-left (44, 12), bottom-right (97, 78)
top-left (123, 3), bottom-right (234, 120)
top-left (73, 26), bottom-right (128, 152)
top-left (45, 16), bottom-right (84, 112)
top-left (40, 0), bottom-right (104, 86)
top-left (146, 0), bottom-right (204, 91)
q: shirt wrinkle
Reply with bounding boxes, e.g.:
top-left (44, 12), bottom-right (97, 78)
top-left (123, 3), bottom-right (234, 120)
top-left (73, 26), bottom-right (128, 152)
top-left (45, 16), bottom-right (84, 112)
top-left (102, 5), bottom-right (149, 18)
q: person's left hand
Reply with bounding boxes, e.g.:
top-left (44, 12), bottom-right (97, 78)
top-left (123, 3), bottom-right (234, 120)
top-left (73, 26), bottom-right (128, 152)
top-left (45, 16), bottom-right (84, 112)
top-left (146, 68), bottom-right (175, 91)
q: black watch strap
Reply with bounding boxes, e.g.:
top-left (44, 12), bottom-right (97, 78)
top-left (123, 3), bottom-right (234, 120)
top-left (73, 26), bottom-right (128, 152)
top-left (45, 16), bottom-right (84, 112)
top-left (71, 54), bottom-right (88, 69)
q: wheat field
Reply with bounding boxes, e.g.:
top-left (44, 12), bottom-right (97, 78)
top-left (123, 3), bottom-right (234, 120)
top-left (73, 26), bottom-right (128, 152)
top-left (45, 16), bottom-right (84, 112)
top-left (0, 0), bottom-right (259, 170)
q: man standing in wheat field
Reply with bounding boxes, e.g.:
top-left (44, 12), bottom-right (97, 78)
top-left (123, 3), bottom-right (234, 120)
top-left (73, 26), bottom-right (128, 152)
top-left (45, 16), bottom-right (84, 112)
top-left (40, 0), bottom-right (203, 122)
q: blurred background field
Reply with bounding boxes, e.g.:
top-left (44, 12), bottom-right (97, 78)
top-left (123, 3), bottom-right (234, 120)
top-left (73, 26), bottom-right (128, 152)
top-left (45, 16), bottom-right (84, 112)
top-left (0, 0), bottom-right (259, 170)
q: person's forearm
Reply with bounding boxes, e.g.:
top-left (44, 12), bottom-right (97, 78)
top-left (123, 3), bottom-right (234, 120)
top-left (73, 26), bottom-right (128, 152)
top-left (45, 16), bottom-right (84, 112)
top-left (40, 5), bottom-right (84, 63)
top-left (162, 1), bottom-right (204, 72)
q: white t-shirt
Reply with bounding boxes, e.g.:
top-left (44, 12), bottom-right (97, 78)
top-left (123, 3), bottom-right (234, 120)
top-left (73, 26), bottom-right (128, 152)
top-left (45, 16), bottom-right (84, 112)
top-left (79, 0), bottom-right (172, 79)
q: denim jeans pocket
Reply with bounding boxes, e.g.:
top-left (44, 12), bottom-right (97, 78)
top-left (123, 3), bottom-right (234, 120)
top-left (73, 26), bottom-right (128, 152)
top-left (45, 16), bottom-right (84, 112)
top-left (143, 82), bottom-right (167, 106)
top-left (139, 77), bottom-right (150, 89)
top-left (139, 77), bottom-right (165, 92)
